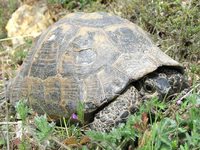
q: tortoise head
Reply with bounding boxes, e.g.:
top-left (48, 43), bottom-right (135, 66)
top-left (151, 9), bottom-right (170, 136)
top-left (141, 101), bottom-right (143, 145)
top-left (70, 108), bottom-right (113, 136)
top-left (140, 70), bottom-right (188, 101)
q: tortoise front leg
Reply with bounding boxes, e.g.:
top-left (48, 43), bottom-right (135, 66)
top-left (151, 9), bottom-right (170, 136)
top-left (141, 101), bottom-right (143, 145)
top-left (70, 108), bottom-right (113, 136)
top-left (91, 86), bottom-right (140, 132)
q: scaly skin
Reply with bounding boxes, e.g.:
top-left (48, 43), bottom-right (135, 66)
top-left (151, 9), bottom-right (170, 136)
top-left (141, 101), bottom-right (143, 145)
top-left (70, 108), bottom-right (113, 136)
top-left (91, 86), bottom-right (140, 132)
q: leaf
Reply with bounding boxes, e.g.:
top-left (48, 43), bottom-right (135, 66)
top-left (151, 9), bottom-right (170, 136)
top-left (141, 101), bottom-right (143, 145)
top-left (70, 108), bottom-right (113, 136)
top-left (138, 130), bottom-right (151, 148)
top-left (133, 113), bottom-right (149, 132)
top-left (0, 138), bottom-right (5, 146)
top-left (141, 112), bottom-right (148, 128)
top-left (77, 102), bottom-right (85, 124)
top-left (12, 138), bottom-right (21, 147)
top-left (63, 136), bottom-right (79, 146)
top-left (160, 136), bottom-right (172, 148)
top-left (133, 123), bottom-right (143, 132)
top-left (34, 115), bottom-right (55, 141)
top-left (80, 136), bottom-right (91, 145)
top-left (16, 100), bottom-right (29, 123)
top-left (177, 127), bottom-right (187, 133)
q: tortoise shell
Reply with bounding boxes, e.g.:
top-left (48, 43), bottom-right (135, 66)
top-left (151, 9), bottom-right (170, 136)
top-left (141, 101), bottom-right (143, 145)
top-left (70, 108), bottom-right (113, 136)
top-left (8, 12), bottom-right (182, 118)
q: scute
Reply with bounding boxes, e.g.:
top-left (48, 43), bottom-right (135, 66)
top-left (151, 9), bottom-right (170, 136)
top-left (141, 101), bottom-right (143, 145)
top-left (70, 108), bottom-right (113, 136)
top-left (29, 24), bottom-right (78, 79)
top-left (112, 49), bottom-right (180, 80)
top-left (8, 12), bottom-right (183, 118)
top-left (97, 66), bottom-right (130, 101)
top-left (105, 25), bottom-right (154, 53)
top-left (58, 28), bottom-right (120, 78)
top-left (84, 74), bottom-right (105, 111)
top-left (58, 12), bottom-right (126, 27)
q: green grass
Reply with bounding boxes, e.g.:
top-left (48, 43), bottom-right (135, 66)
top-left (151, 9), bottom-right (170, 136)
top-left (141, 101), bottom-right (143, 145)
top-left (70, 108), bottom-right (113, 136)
top-left (47, 0), bottom-right (105, 11)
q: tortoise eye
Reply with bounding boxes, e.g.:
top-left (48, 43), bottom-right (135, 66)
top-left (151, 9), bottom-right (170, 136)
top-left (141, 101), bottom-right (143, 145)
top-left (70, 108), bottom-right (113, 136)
top-left (144, 81), bottom-right (155, 93)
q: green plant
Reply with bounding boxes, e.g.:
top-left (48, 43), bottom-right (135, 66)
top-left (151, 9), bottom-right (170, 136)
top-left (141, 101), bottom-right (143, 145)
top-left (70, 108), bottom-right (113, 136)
top-left (0, 138), bottom-right (5, 147)
top-left (15, 100), bottom-right (30, 150)
top-left (16, 100), bottom-right (29, 124)
top-left (47, 0), bottom-right (99, 10)
top-left (34, 115), bottom-right (55, 142)
top-left (137, 92), bottom-right (200, 150)
top-left (76, 101), bottom-right (85, 124)
top-left (15, 101), bottom-right (56, 148)
top-left (139, 97), bottom-right (167, 124)
top-left (139, 118), bottom-right (178, 150)
top-left (179, 94), bottom-right (200, 149)
top-left (86, 115), bottom-right (138, 149)
top-left (11, 48), bottom-right (28, 65)
top-left (11, 38), bottom-right (32, 66)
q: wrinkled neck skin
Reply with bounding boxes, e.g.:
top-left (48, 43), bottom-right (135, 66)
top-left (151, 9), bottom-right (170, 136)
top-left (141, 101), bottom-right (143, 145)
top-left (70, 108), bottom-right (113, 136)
top-left (134, 67), bottom-right (189, 101)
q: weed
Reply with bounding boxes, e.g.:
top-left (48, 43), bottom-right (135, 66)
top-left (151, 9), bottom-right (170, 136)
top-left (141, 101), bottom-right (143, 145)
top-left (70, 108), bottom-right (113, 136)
top-left (47, 0), bottom-right (100, 10)
top-left (0, 138), bottom-right (5, 147)
top-left (15, 100), bottom-right (30, 149)
top-left (87, 115), bottom-right (138, 149)
top-left (16, 100), bottom-right (29, 124)
top-left (15, 100), bottom-right (55, 148)
top-left (34, 115), bottom-right (55, 142)
top-left (11, 48), bottom-right (28, 66)
top-left (76, 101), bottom-right (85, 124)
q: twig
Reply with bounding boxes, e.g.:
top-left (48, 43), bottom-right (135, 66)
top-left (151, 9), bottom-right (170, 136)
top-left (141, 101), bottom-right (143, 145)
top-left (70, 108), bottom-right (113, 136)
top-left (0, 35), bottom-right (33, 42)
top-left (0, 121), bottom-right (19, 125)
top-left (6, 102), bottom-right (10, 150)
top-left (177, 83), bottom-right (200, 102)
top-left (0, 97), bottom-right (6, 107)
top-left (52, 137), bottom-right (72, 150)
top-left (1, 53), bottom-right (10, 150)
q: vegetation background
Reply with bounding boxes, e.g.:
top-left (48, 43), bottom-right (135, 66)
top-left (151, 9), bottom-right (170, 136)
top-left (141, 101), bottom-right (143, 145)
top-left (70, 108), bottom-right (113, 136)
top-left (0, 0), bottom-right (199, 149)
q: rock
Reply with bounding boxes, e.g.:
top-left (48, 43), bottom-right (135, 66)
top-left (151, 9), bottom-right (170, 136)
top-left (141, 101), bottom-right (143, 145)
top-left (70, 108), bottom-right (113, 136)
top-left (6, 2), bottom-right (54, 47)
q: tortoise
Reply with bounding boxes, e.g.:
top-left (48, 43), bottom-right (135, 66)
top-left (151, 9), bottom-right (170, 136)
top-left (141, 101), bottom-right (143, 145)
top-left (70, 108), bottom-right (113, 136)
top-left (7, 12), bottom-right (189, 132)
